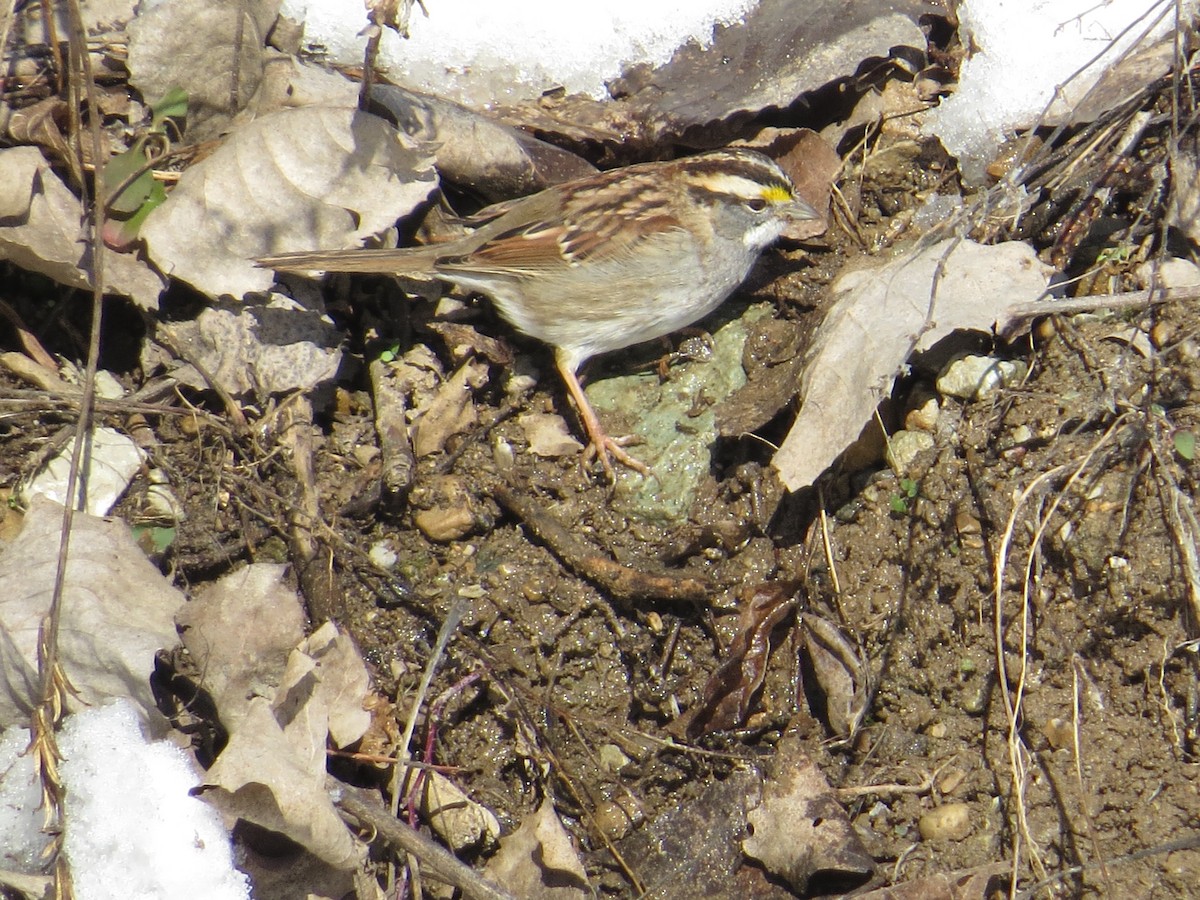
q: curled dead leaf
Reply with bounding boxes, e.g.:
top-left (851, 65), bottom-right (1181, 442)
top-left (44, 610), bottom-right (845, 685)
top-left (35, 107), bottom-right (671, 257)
top-left (685, 580), bottom-right (799, 738)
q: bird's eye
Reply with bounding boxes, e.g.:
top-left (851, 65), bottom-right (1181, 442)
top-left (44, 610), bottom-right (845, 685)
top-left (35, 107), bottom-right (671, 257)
top-left (746, 198), bottom-right (767, 211)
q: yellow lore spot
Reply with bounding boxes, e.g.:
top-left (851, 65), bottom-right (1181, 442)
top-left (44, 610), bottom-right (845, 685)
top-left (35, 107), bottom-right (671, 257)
top-left (761, 184), bottom-right (794, 205)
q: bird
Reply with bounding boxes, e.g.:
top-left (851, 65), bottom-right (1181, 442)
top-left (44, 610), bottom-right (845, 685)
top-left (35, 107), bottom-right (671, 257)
top-left (259, 147), bottom-right (819, 480)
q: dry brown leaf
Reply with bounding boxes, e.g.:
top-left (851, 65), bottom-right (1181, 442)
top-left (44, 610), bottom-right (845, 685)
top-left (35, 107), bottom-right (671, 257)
top-left (617, 767), bottom-right (763, 897)
top-left (418, 771), bottom-right (502, 852)
top-left (199, 697), bottom-right (365, 870)
top-left (743, 732), bottom-right (874, 892)
top-left (6, 98), bottom-right (78, 184)
top-left (1046, 34), bottom-right (1175, 126)
top-left (275, 621), bottom-right (371, 750)
top-left (126, 0), bottom-right (280, 143)
top-left (369, 83), bottom-right (597, 202)
top-left (411, 357), bottom-right (490, 458)
top-left (518, 413), bottom-right (584, 458)
top-left (495, 0), bottom-right (929, 152)
top-left (686, 581), bottom-right (798, 738)
top-left (141, 106), bottom-right (437, 298)
top-left (181, 572), bottom-right (375, 871)
top-left (20, 425), bottom-right (145, 516)
top-left (485, 799), bottom-right (589, 899)
top-left (0, 147), bottom-right (166, 308)
top-left (773, 239), bottom-right (1054, 492)
top-left (0, 496), bottom-right (184, 728)
top-left (799, 614), bottom-right (870, 738)
top-left (157, 295), bottom-right (343, 398)
top-left (176, 563), bottom-right (307, 732)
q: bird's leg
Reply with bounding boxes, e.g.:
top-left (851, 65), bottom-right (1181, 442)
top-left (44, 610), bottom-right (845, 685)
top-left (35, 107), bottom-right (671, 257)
top-left (655, 327), bottom-right (713, 381)
top-left (555, 351), bottom-right (650, 480)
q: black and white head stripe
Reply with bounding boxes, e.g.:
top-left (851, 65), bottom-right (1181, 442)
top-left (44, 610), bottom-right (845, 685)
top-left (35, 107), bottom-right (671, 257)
top-left (679, 151), bottom-right (797, 205)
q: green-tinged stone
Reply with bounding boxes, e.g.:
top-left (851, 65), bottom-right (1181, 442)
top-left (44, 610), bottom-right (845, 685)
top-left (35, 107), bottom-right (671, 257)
top-left (585, 302), bottom-right (771, 522)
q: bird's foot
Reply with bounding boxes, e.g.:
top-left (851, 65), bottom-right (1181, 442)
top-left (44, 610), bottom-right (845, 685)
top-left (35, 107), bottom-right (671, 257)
top-left (583, 434), bottom-right (651, 482)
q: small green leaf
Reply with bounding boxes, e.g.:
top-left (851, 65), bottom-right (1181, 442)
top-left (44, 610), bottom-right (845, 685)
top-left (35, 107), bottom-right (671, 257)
top-left (1175, 430), bottom-right (1196, 461)
top-left (132, 524), bottom-right (177, 555)
top-left (103, 179), bottom-right (167, 249)
top-left (104, 142), bottom-right (157, 214)
top-left (889, 495), bottom-right (909, 515)
top-left (150, 87), bottom-right (189, 128)
top-left (1096, 244), bottom-right (1132, 265)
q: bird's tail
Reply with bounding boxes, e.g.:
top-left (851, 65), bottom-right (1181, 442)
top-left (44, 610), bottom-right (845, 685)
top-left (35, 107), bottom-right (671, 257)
top-left (257, 245), bottom-right (442, 277)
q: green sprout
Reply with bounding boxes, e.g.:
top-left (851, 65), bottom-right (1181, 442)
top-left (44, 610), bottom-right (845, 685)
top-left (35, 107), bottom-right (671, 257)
top-left (102, 88), bottom-right (188, 249)
top-left (1175, 430), bottom-right (1196, 462)
top-left (889, 477), bottom-right (919, 515)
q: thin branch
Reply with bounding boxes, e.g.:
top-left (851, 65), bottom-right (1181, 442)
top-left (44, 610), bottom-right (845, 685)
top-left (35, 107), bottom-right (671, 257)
top-left (335, 784), bottom-right (516, 900)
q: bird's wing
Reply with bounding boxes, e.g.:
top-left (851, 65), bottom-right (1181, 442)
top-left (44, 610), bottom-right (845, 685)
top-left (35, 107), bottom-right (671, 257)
top-left (442, 174), bottom-right (687, 276)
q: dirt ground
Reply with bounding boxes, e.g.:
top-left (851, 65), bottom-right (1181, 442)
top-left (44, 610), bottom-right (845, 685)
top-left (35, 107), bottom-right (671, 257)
top-left (4, 129), bottom-right (1200, 898)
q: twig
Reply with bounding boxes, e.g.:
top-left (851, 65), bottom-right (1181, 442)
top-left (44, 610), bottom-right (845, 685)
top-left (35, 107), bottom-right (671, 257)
top-left (27, 2), bottom-right (111, 895)
top-left (0, 300), bottom-right (57, 370)
top-left (836, 757), bottom-right (958, 800)
top-left (1015, 834), bottom-right (1200, 900)
top-left (277, 396), bottom-right (338, 623)
top-left (997, 284), bottom-right (1200, 339)
top-left (492, 481), bottom-right (711, 604)
top-left (389, 595), bottom-right (468, 890)
top-left (335, 784), bottom-right (516, 900)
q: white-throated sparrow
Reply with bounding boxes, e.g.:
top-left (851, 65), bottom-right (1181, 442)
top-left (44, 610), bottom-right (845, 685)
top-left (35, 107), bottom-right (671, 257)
top-left (260, 148), bottom-right (818, 479)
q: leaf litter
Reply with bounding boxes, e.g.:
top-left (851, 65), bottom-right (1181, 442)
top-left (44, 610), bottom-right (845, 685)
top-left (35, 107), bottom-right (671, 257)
top-left (0, 1), bottom-right (1199, 898)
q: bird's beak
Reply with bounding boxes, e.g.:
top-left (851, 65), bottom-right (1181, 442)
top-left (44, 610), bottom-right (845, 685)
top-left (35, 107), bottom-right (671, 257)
top-left (786, 194), bottom-right (822, 223)
top-left (780, 192), bottom-right (825, 241)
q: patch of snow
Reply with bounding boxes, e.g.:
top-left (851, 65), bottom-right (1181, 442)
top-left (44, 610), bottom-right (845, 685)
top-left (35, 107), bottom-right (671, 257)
top-left (925, 0), bottom-right (1180, 183)
top-left (280, 0), bottom-right (759, 106)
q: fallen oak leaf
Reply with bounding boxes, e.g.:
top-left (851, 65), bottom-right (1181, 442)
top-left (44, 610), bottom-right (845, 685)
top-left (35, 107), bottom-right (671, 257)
top-left (684, 580), bottom-right (799, 738)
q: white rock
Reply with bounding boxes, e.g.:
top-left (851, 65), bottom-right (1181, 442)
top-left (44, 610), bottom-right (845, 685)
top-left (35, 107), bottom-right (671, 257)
top-left (937, 355), bottom-right (1028, 401)
top-left (886, 430), bottom-right (935, 475)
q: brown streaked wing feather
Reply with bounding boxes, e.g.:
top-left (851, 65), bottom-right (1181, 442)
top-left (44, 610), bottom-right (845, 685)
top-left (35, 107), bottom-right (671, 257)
top-left (447, 169), bottom-right (684, 274)
top-left (451, 223), bottom-right (575, 274)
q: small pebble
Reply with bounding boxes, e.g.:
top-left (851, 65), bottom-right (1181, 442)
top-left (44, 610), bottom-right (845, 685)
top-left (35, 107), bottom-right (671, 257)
top-left (368, 541), bottom-right (398, 569)
top-left (955, 508), bottom-right (984, 549)
top-left (1043, 717), bottom-right (1074, 751)
top-left (937, 355), bottom-right (1028, 401)
top-left (918, 802), bottom-right (972, 841)
top-left (593, 796), bottom-right (644, 841)
top-left (904, 395), bottom-right (940, 432)
top-left (492, 436), bottom-right (516, 470)
top-left (411, 475), bottom-right (490, 542)
top-left (1150, 321), bottom-right (1174, 349)
top-left (937, 767), bottom-right (967, 795)
top-left (598, 744), bottom-right (631, 775)
top-left (886, 430), bottom-right (935, 475)
top-left (1136, 257), bottom-right (1200, 290)
top-left (414, 507), bottom-right (476, 543)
